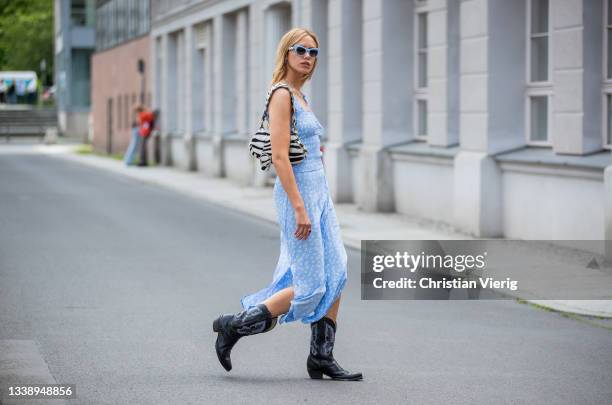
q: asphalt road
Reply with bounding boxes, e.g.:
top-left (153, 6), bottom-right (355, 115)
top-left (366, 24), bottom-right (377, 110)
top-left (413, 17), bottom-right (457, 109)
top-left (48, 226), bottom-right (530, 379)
top-left (1, 150), bottom-right (611, 405)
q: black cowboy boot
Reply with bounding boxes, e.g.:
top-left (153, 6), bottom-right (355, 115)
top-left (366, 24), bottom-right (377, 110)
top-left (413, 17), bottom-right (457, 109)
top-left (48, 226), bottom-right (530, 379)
top-left (307, 316), bottom-right (363, 381)
top-left (212, 303), bottom-right (278, 372)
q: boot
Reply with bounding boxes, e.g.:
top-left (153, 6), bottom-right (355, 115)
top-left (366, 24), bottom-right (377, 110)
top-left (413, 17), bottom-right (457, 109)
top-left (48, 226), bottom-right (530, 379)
top-left (212, 303), bottom-right (278, 371)
top-left (307, 316), bottom-right (363, 381)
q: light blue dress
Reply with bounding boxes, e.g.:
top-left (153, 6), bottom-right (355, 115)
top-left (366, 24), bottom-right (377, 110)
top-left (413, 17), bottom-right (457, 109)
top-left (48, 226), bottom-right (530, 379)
top-left (240, 92), bottom-right (348, 325)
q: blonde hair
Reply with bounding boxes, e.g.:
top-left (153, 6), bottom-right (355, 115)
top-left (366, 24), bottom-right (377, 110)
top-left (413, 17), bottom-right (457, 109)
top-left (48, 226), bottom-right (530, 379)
top-left (270, 27), bottom-right (319, 87)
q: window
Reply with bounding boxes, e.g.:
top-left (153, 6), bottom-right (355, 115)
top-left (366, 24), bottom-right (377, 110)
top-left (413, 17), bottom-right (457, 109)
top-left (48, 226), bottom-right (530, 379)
top-left (71, 0), bottom-right (95, 28)
top-left (95, 2), bottom-right (108, 50)
top-left (95, 0), bottom-right (150, 51)
top-left (416, 13), bottom-right (427, 88)
top-left (108, 0), bottom-right (116, 47)
top-left (414, 4), bottom-right (428, 139)
top-left (526, 0), bottom-right (552, 145)
top-left (71, 49), bottom-right (92, 107)
top-left (95, 6), bottom-right (102, 49)
top-left (529, 96), bottom-right (548, 142)
top-left (116, 0), bottom-right (126, 43)
top-left (140, 0), bottom-right (151, 34)
top-left (529, 0), bottom-right (549, 82)
top-left (71, 0), bottom-right (87, 27)
top-left (417, 100), bottom-right (427, 137)
top-left (128, 0), bottom-right (136, 37)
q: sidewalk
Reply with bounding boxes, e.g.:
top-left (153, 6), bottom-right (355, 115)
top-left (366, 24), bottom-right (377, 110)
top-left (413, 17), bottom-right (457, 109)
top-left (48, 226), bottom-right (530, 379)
top-left (24, 143), bottom-right (612, 318)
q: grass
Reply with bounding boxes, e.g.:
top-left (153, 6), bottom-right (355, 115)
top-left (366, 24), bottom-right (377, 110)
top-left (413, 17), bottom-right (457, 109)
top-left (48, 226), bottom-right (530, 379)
top-left (516, 298), bottom-right (612, 331)
top-left (74, 143), bottom-right (156, 165)
top-left (75, 144), bottom-right (122, 160)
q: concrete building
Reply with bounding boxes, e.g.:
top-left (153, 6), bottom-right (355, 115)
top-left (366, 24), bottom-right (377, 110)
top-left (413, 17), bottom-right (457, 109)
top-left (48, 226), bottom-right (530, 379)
top-left (91, 0), bottom-right (151, 155)
top-left (150, 0), bottom-right (612, 244)
top-left (54, 0), bottom-right (97, 139)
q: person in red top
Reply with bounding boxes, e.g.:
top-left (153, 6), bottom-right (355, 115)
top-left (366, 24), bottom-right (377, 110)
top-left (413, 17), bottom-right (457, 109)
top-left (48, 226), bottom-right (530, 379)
top-left (137, 107), bottom-right (156, 167)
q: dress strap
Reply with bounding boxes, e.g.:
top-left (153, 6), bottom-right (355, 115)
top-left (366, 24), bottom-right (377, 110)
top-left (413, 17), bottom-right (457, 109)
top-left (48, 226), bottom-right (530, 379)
top-left (291, 94), bottom-right (301, 111)
top-left (294, 93), bottom-right (310, 112)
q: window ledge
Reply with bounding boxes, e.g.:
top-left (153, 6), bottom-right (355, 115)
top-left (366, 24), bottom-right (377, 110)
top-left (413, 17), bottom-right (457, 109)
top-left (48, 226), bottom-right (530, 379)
top-left (193, 131), bottom-right (213, 139)
top-left (387, 141), bottom-right (460, 158)
top-left (345, 140), bottom-right (461, 158)
top-left (494, 147), bottom-right (611, 170)
top-left (224, 132), bottom-right (248, 141)
top-left (345, 139), bottom-right (362, 151)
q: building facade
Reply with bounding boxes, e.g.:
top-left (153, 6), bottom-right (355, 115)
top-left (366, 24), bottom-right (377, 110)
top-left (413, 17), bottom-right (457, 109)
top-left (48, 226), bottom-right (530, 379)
top-left (54, 0), bottom-right (97, 139)
top-left (91, 0), bottom-right (151, 155)
top-left (150, 0), bottom-right (612, 244)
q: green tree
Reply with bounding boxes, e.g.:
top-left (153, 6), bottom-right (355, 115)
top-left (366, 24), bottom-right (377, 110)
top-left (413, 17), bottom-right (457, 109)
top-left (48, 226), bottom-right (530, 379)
top-left (0, 0), bottom-right (54, 85)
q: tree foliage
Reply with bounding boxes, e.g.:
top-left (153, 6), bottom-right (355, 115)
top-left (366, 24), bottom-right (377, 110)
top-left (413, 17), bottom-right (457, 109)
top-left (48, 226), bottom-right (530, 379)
top-left (0, 0), bottom-right (54, 84)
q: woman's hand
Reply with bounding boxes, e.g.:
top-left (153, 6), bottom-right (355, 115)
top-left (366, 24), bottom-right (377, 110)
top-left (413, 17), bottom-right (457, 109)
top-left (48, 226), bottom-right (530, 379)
top-left (294, 205), bottom-right (312, 240)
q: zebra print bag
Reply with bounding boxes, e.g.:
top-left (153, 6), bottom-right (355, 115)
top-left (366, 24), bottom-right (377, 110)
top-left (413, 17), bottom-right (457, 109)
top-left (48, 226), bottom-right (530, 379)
top-left (249, 82), bottom-right (308, 171)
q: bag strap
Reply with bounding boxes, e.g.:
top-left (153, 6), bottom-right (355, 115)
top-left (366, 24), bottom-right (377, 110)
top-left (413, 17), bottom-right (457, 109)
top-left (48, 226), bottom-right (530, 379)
top-left (258, 82), bottom-right (297, 134)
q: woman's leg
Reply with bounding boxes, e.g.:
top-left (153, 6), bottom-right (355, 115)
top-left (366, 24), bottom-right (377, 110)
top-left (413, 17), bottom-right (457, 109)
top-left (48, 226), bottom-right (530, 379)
top-left (261, 288), bottom-right (341, 321)
top-left (214, 288), bottom-right (287, 372)
top-left (124, 127), bottom-right (140, 165)
top-left (261, 288), bottom-right (341, 320)
top-left (123, 130), bottom-right (136, 165)
top-left (324, 294), bottom-right (341, 323)
top-left (262, 286), bottom-right (294, 317)
top-left (307, 292), bottom-right (362, 380)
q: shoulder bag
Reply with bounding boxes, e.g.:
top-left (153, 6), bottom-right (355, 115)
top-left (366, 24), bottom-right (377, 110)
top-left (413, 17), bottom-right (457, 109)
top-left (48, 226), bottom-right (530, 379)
top-left (249, 82), bottom-right (308, 171)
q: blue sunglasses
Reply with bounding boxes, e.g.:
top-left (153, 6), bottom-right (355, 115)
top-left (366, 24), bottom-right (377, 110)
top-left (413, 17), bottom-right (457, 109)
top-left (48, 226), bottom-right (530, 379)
top-left (288, 44), bottom-right (319, 58)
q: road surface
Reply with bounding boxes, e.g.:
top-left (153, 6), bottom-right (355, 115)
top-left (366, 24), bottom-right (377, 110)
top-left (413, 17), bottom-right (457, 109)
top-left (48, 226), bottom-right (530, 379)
top-left (1, 149), bottom-right (611, 404)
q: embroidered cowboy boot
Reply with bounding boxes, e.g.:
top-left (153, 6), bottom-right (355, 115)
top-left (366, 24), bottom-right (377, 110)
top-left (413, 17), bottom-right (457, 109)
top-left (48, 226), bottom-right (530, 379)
top-left (307, 316), bottom-right (363, 381)
top-left (212, 303), bottom-right (278, 372)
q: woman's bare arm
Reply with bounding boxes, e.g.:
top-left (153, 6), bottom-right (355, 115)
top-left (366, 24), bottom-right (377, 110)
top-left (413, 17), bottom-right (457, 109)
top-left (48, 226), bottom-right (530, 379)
top-left (268, 88), bottom-right (312, 240)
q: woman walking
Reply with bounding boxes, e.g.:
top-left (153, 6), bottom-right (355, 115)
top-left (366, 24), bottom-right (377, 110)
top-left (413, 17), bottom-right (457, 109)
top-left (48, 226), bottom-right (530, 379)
top-left (212, 27), bottom-right (362, 381)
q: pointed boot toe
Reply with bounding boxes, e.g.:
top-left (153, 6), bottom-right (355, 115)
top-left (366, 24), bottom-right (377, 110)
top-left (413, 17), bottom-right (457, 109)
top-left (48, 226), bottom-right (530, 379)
top-left (212, 304), bottom-right (278, 372)
top-left (306, 316), bottom-right (363, 381)
top-left (213, 314), bottom-right (240, 372)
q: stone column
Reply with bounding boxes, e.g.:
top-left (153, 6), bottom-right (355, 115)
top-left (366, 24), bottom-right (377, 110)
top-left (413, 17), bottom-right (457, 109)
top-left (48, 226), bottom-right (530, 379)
top-left (150, 35), bottom-right (162, 166)
top-left (454, 0), bottom-right (526, 237)
top-left (605, 164), bottom-right (612, 263)
top-left (150, 36), bottom-right (159, 112)
top-left (160, 33), bottom-right (172, 166)
top-left (358, 0), bottom-right (413, 212)
top-left (176, 30), bottom-right (186, 137)
top-left (552, 0), bottom-right (603, 155)
top-left (325, 0), bottom-right (361, 202)
top-left (212, 14), bottom-right (226, 177)
top-left (253, 3), bottom-right (291, 187)
top-left (204, 22), bottom-right (214, 136)
top-left (235, 9), bottom-right (249, 137)
top-left (303, 0), bottom-right (328, 129)
top-left (184, 25), bottom-right (197, 171)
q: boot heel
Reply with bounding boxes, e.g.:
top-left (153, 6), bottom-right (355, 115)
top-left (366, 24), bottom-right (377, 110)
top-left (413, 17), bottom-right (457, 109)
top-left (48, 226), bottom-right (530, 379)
top-left (307, 368), bottom-right (324, 379)
top-left (212, 317), bottom-right (220, 332)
